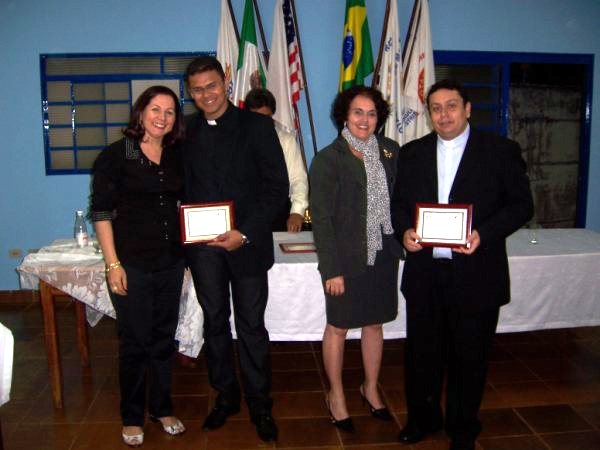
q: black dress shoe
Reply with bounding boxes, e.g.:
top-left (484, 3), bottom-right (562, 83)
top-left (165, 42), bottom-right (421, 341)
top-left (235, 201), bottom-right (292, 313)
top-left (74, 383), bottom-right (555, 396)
top-left (252, 414), bottom-right (278, 442)
top-left (202, 404), bottom-right (240, 430)
top-left (398, 420), bottom-right (442, 444)
top-left (359, 384), bottom-right (393, 421)
top-left (449, 440), bottom-right (475, 450)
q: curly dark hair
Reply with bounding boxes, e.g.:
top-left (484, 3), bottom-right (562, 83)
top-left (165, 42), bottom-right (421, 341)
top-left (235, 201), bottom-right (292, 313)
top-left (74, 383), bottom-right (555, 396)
top-left (124, 85), bottom-right (185, 148)
top-left (331, 85), bottom-right (390, 133)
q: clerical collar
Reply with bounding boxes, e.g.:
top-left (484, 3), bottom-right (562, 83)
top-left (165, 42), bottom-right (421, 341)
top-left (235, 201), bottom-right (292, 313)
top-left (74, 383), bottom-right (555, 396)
top-left (203, 102), bottom-right (234, 127)
top-left (438, 123), bottom-right (470, 149)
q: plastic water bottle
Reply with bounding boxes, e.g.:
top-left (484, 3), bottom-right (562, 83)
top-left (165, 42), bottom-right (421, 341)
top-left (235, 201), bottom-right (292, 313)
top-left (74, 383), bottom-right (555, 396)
top-left (74, 210), bottom-right (89, 247)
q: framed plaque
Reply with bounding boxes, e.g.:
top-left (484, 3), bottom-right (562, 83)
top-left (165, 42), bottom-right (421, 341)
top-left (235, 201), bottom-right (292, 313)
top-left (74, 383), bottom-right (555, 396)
top-left (279, 242), bottom-right (317, 253)
top-left (180, 201), bottom-right (234, 244)
top-left (415, 203), bottom-right (473, 248)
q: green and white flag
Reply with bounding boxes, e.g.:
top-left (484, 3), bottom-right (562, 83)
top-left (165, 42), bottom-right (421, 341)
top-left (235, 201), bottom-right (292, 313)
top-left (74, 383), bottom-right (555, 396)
top-left (233, 0), bottom-right (266, 108)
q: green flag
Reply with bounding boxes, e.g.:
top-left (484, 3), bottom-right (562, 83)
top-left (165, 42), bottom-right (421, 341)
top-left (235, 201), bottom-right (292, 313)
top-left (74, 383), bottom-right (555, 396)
top-left (233, 0), bottom-right (266, 107)
top-left (338, 0), bottom-right (374, 92)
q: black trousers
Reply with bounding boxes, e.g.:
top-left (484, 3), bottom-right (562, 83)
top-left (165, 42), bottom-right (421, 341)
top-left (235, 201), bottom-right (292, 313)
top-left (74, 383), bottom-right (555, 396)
top-left (187, 247), bottom-right (272, 416)
top-left (109, 260), bottom-right (184, 426)
top-left (404, 259), bottom-right (500, 444)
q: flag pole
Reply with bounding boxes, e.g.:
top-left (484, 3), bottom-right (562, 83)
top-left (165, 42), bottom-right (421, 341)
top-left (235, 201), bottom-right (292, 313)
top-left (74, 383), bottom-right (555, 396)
top-left (402, 0), bottom-right (422, 88)
top-left (290, 0), bottom-right (318, 157)
top-left (293, 104), bottom-right (309, 170)
top-left (252, 0), bottom-right (270, 63)
top-left (372, 0), bottom-right (391, 88)
top-left (226, 0), bottom-right (240, 42)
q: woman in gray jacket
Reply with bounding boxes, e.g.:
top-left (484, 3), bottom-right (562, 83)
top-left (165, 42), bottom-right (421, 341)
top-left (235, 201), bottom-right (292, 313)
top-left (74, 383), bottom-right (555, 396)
top-left (310, 86), bottom-right (402, 432)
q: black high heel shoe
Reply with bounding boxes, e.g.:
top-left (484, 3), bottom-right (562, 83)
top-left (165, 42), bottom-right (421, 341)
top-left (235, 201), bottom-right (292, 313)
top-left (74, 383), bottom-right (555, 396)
top-left (359, 384), bottom-right (392, 421)
top-left (325, 396), bottom-right (355, 432)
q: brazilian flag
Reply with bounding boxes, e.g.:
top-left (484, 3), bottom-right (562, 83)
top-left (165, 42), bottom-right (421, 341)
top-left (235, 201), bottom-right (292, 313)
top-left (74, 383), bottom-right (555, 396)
top-left (338, 0), bottom-right (374, 92)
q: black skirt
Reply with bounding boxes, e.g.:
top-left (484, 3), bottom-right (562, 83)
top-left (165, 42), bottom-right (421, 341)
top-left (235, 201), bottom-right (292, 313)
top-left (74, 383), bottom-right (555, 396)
top-left (325, 241), bottom-right (399, 329)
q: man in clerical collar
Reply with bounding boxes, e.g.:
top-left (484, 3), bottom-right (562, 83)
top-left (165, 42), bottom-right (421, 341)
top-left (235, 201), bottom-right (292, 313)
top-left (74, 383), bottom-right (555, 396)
top-left (391, 79), bottom-right (533, 450)
top-left (182, 56), bottom-right (288, 443)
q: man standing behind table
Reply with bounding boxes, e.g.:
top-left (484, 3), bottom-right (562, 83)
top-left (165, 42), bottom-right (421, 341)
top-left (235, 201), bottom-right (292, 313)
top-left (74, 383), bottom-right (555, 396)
top-left (182, 56), bottom-right (289, 442)
top-left (244, 88), bottom-right (309, 232)
top-left (391, 79), bottom-right (533, 450)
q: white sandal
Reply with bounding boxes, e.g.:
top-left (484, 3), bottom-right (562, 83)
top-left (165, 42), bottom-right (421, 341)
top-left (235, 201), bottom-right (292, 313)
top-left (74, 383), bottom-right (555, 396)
top-left (150, 415), bottom-right (186, 436)
top-left (122, 427), bottom-right (144, 447)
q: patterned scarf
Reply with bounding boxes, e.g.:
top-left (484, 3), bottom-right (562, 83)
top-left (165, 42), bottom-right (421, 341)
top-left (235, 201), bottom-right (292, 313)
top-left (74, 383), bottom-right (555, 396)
top-left (342, 127), bottom-right (394, 265)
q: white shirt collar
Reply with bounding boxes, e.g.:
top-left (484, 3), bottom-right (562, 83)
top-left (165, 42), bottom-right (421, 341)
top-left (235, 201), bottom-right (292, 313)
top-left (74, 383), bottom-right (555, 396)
top-left (437, 123), bottom-right (470, 150)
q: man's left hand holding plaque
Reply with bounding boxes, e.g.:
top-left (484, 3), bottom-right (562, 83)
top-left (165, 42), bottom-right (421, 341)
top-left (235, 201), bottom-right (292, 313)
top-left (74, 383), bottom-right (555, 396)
top-left (180, 201), bottom-right (234, 244)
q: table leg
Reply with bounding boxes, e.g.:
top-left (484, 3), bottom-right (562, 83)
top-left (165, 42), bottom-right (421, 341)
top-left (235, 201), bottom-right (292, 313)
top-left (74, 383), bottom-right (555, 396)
top-left (39, 280), bottom-right (63, 409)
top-left (74, 301), bottom-right (90, 367)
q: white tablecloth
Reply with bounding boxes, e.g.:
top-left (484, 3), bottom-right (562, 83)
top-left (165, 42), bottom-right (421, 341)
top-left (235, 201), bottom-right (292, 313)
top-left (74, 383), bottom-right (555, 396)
top-left (0, 322), bottom-right (14, 406)
top-left (18, 229), bottom-right (600, 357)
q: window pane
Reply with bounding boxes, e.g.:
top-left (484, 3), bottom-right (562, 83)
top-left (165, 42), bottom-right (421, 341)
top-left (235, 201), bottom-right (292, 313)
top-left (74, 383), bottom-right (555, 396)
top-left (46, 56), bottom-right (162, 75)
top-left (106, 104), bottom-right (130, 123)
top-left (470, 109), bottom-right (497, 127)
top-left (77, 149), bottom-right (102, 169)
top-left (164, 56), bottom-right (198, 73)
top-left (75, 105), bottom-right (105, 124)
top-left (74, 83), bottom-right (104, 101)
top-left (49, 128), bottom-right (73, 147)
top-left (76, 127), bottom-right (106, 146)
top-left (47, 81), bottom-right (71, 102)
top-left (184, 102), bottom-right (197, 115)
top-left (107, 126), bottom-right (124, 144)
top-left (105, 82), bottom-right (130, 100)
top-left (468, 86), bottom-right (499, 104)
top-left (50, 150), bottom-right (75, 170)
top-left (47, 105), bottom-right (72, 124)
top-left (435, 64), bottom-right (499, 83)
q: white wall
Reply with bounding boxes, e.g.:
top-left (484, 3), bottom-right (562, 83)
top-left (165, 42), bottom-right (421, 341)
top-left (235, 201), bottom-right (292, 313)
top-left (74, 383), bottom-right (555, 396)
top-left (1, 0), bottom-right (599, 289)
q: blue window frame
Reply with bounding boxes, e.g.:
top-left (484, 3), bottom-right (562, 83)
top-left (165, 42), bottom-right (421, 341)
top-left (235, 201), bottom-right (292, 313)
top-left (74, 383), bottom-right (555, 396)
top-left (40, 52), bottom-right (212, 175)
top-left (434, 51), bottom-right (593, 227)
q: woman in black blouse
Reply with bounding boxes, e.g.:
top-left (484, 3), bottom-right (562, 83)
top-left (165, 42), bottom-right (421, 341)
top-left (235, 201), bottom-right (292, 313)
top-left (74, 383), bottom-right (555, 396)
top-left (91, 85), bottom-right (186, 447)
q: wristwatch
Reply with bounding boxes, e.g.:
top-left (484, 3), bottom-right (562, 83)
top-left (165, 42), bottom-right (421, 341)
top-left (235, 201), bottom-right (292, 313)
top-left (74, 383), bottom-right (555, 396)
top-left (240, 233), bottom-right (249, 245)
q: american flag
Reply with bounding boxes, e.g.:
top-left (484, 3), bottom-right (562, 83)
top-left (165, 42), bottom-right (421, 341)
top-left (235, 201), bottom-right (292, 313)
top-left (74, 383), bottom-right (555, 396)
top-left (283, 0), bottom-right (303, 107)
top-left (267, 0), bottom-right (303, 134)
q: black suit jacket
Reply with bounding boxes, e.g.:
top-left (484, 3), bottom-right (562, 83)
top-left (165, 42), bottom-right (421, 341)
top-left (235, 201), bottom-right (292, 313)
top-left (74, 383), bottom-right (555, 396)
top-left (391, 129), bottom-right (533, 307)
top-left (310, 135), bottom-right (402, 280)
top-left (182, 103), bottom-right (289, 275)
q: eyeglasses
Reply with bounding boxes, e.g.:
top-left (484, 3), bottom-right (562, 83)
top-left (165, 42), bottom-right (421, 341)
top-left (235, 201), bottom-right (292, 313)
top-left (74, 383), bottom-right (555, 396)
top-left (189, 82), bottom-right (220, 97)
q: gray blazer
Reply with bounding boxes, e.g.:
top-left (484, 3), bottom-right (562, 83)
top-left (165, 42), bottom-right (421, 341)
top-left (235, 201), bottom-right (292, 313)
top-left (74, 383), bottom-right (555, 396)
top-left (310, 135), bottom-right (402, 280)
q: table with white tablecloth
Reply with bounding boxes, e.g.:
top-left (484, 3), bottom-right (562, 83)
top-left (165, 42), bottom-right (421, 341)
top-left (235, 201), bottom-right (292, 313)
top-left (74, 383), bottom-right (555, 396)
top-left (268, 229), bottom-right (600, 339)
top-left (18, 228), bottom-right (600, 348)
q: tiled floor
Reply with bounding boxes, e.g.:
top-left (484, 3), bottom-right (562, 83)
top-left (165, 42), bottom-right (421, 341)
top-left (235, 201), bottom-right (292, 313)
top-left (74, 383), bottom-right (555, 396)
top-left (1, 300), bottom-right (600, 449)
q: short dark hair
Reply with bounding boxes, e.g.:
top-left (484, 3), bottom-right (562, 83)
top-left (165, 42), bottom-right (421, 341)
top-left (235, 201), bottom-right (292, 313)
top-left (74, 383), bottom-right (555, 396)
top-left (426, 78), bottom-right (470, 109)
top-left (244, 88), bottom-right (277, 114)
top-left (331, 85), bottom-right (390, 133)
top-left (185, 56), bottom-right (225, 83)
top-left (124, 85), bottom-right (185, 148)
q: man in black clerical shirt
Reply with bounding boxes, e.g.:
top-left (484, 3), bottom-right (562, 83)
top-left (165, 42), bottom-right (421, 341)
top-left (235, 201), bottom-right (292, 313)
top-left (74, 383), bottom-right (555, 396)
top-left (182, 56), bottom-right (289, 442)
